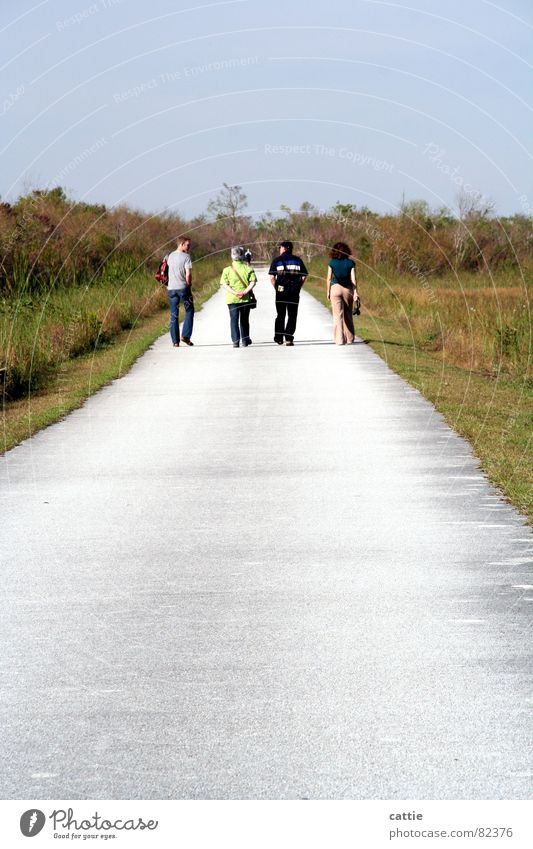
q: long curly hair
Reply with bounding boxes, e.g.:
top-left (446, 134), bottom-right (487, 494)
top-left (330, 241), bottom-right (352, 259)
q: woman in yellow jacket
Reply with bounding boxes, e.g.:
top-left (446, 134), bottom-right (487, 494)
top-left (220, 246), bottom-right (257, 347)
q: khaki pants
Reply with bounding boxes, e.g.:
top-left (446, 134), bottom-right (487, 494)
top-left (330, 285), bottom-right (355, 344)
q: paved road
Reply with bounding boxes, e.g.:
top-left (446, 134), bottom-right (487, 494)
top-left (1, 270), bottom-right (532, 799)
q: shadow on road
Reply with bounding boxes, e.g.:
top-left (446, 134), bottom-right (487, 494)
top-left (188, 340), bottom-right (367, 348)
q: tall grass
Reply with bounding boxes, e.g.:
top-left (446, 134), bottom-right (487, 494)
top-left (1, 268), bottom-right (163, 400)
top-left (3, 185), bottom-right (531, 402)
top-left (308, 259), bottom-right (532, 380)
top-left (1, 254), bottom-right (223, 401)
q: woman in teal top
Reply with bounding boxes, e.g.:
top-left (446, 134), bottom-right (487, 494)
top-left (326, 241), bottom-right (359, 345)
top-left (220, 246), bottom-right (257, 347)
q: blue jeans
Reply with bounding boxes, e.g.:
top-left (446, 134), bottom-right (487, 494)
top-left (168, 288), bottom-right (194, 344)
top-left (228, 303), bottom-right (251, 345)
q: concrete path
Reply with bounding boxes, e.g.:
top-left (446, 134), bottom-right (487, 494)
top-left (1, 270), bottom-right (532, 799)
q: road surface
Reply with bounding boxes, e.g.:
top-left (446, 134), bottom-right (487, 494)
top-left (1, 270), bottom-right (532, 799)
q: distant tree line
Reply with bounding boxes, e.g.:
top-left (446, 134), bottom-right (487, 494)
top-left (1, 185), bottom-right (532, 296)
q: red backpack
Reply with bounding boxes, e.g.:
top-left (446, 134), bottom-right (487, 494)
top-left (155, 257), bottom-right (169, 285)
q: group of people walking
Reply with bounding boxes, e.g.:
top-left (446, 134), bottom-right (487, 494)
top-left (162, 237), bottom-right (360, 348)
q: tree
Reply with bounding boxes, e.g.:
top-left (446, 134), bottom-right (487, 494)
top-left (330, 202), bottom-right (356, 222)
top-left (31, 186), bottom-right (68, 204)
top-left (299, 201), bottom-right (319, 217)
top-left (400, 198), bottom-right (431, 219)
top-left (207, 183), bottom-right (248, 237)
top-left (456, 188), bottom-right (495, 221)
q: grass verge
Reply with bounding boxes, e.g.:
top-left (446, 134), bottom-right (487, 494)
top-left (1, 310), bottom-right (168, 454)
top-left (306, 265), bottom-right (532, 523)
top-left (1, 266), bottom-right (221, 454)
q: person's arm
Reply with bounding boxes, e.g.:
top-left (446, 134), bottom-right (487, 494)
top-left (220, 269), bottom-right (235, 296)
top-left (268, 259), bottom-right (278, 288)
top-left (244, 270), bottom-right (257, 293)
top-left (350, 265), bottom-right (358, 298)
top-left (223, 267), bottom-right (247, 298)
top-left (300, 259), bottom-right (308, 286)
top-left (326, 266), bottom-right (332, 300)
top-left (185, 257), bottom-right (192, 287)
top-left (232, 266), bottom-right (253, 297)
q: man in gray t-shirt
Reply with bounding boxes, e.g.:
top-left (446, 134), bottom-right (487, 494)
top-left (165, 235), bottom-right (194, 346)
top-left (167, 247), bottom-right (192, 290)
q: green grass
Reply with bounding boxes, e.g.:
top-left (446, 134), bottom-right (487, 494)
top-left (1, 256), bottom-right (223, 401)
top-left (1, 270), bottom-right (163, 401)
top-left (1, 257), bottom-right (222, 453)
top-left (4, 253), bottom-right (532, 522)
top-left (306, 259), bottom-right (533, 522)
top-left (1, 311), bottom-right (170, 453)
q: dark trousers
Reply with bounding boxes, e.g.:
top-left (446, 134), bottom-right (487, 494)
top-left (274, 300), bottom-right (299, 342)
top-left (228, 303), bottom-right (251, 345)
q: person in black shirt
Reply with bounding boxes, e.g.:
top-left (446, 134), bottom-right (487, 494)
top-left (269, 240), bottom-right (308, 345)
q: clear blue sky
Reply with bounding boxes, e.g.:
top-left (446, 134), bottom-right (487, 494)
top-left (1, 0), bottom-right (532, 218)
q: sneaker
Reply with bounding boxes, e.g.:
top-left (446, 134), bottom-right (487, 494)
top-left (173, 343), bottom-right (179, 347)
top-left (233, 342), bottom-right (240, 348)
top-left (285, 340), bottom-right (294, 346)
top-left (181, 336), bottom-right (194, 346)
top-left (274, 338), bottom-right (284, 345)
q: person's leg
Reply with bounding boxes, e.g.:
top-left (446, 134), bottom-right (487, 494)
top-left (240, 305), bottom-right (251, 345)
top-left (330, 287), bottom-right (346, 344)
top-left (284, 301), bottom-right (299, 342)
top-left (168, 290), bottom-right (180, 345)
top-left (229, 304), bottom-right (240, 344)
top-left (180, 289), bottom-right (195, 340)
top-left (274, 301), bottom-right (286, 343)
top-left (343, 287), bottom-right (355, 343)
